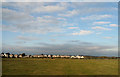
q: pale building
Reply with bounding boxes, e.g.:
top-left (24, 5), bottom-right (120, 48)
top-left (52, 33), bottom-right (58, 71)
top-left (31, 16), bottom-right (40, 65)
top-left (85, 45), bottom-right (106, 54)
top-left (71, 56), bottom-right (76, 58)
top-left (52, 55), bottom-right (57, 58)
top-left (38, 55), bottom-right (44, 58)
top-left (80, 56), bottom-right (84, 59)
top-left (48, 55), bottom-right (51, 58)
top-left (0, 54), bottom-right (5, 58)
top-left (19, 54), bottom-right (22, 58)
top-left (33, 55), bottom-right (38, 58)
top-left (4, 53), bottom-right (9, 58)
top-left (24, 55), bottom-right (30, 58)
top-left (14, 54), bottom-right (18, 58)
top-left (43, 55), bottom-right (47, 58)
top-left (9, 54), bottom-right (14, 58)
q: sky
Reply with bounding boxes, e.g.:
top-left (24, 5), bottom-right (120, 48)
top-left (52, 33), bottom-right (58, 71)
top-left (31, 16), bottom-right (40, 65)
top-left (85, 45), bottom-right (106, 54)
top-left (1, 0), bottom-right (120, 2)
top-left (1, 2), bottom-right (118, 56)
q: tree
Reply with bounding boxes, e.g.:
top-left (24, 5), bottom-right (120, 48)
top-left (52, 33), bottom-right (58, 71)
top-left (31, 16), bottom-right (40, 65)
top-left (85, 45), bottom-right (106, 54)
top-left (22, 53), bottom-right (25, 57)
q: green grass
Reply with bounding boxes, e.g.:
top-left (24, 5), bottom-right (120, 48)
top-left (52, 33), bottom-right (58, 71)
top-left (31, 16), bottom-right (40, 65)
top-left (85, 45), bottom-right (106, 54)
top-left (2, 58), bottom-right (118, 75)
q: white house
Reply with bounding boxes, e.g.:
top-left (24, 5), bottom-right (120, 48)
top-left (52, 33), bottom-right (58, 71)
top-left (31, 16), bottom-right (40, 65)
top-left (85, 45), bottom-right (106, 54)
top-left (38, 55), bottom-right (44, 58)
top-left (76, 55), bottom-right (84, 59)
top-left (0, 54), bottom-right (5, 58)
top-left (33, 55), bottom-right (38, 58)
top-left (24, 55), bottom-right (30, 58)
top-left (43, 55), bottom-right (47, 58)
top-left (9, 54), bottom-right (14, 58)
top-left (48, 55), bottom-right (51, 58)
top-left (52, 55), bottom-right (57, 58)
top-left (19, 54), bottom-right (22, 58)
top-left (76, 55), bottom-right (81, 59)
top-left (80, 56), bottom-right (84, 59)
top-left (14, 54), bottom-right (18, 58)
top-left (71, 56), bottom-right (76, 58)
top-left (4, 53), bottom-right (9, 58)
top-left (56, 55), bottom-right (60, 58)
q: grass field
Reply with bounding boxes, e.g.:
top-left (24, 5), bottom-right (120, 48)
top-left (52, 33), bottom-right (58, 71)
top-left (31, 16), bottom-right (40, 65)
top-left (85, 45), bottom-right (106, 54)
top-left (2, 58), bottom-right (118, 75)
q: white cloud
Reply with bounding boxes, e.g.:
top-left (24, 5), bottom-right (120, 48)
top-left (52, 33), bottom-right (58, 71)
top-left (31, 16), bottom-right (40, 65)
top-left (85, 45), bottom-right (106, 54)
top-left (59, 7), bottom-right (117, 17)
top-left (59, 10), bottom-right (79, 17)
top-left (3, 2), bottom-right (66, 13)
top-left (2, 8), bottom-right (65, 34)
top-left (68, 27), bottom-right (79, 29)
top-left (57, 17), bottom-right (66, 20)
top-left (72, 30), bottom-right (93, 35)
top-left (81, 14), bottom-right (112, 20)
top-left (96, 32), bottom-right (102, 35)
top-left (33, 5), bottom-right (66, 13)
top-left (109, 24), bottom-right (118, 27)
top-left (17, 36), bottom-right (40, 41)
top-left (2, 2), bottom-right (117, 35)
top-left (93, 21), bottom-right (111, 25)
top-left (103, 37), bottom-right (113, 39)
top-left (2, 8), bottom-right (34, 23)
top-left (92, 26), bottom-right (111, 30)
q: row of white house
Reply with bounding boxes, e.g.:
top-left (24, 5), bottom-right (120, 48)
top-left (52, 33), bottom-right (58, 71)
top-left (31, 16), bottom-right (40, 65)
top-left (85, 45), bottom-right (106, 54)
top-left (32, 55), bottom-right (84, 59)
top-left (0, 53), bottom-right (84, 59)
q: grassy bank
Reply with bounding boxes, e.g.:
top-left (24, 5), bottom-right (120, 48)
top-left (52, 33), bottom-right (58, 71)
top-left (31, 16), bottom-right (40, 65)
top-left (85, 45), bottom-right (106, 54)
top-left (2, 58), bottom-right (118, 75)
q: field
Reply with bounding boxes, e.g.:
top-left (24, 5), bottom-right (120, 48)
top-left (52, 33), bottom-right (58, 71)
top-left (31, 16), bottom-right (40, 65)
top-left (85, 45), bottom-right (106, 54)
top-left (2, 58), bottom-right (118, 75)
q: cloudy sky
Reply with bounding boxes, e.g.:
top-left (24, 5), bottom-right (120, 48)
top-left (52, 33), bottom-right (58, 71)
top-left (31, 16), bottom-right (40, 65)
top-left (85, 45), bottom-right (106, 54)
top-left (2, 2), bottom-right (118, 56)
top-left (2, 0), bottom-right (120, 2)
